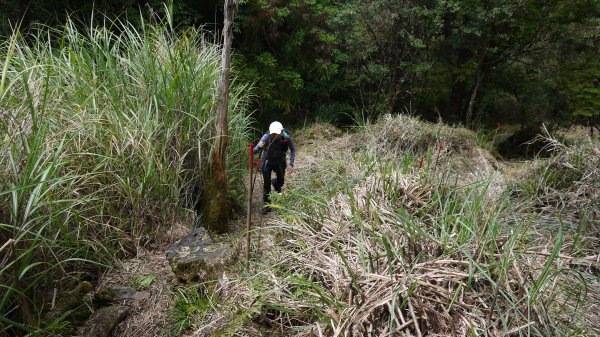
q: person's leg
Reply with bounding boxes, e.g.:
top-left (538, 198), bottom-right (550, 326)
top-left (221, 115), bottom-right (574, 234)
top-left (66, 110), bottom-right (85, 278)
top-left (271, 177), bottom-right (277, 192)
top-left (262, 164), bottom-right (273, 213)
top-left (273, 162), bottom-right (285, 193)
top-left (262, 164), bottom-right (272, 203)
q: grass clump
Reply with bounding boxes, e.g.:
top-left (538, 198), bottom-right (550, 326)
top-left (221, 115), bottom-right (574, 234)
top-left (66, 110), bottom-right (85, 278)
top-left (169, 285), bottom-right (215, 336)
top-left (0, 14), bottom-right (252, 336)
top-left (514, 134), bottom-right (599, 222)
top-left (511, 132), bottom-right (599, 290)
top-left (353, 114), bottom-right (477, 158)
top-left (293, 122), bottom-right (343, 147)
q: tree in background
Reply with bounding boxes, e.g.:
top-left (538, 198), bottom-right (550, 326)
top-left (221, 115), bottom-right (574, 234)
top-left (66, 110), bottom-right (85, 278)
top-left (555, 7), bottom-right (600, 133)
top-left (328, 0), bottom-right (437, 123)
top-left (233, 0), bottom-right (339, 125)
top-left (561, 59), bottom-right (600, 133)
top-left (4, 0), bottom-right (599, 130)
top-left (355, 0), bottom-right (600, 128)
top-left (427, 1), bottom-right (579, 126)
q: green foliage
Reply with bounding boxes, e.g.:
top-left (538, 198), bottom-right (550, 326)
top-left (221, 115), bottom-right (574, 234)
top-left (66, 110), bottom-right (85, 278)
top-left (234, 0), bottom-right (340, 123)
top-left (5, 0), bottom-right (600, 128)
top-left (329, 0), bottom-right (437, 120)
top-left (208, 299), bottom-right (262, 337)
top-left (232, 0), bottom-right (600, 128)
top-left (560, 57), bottom-right (600, 120)
top-left (169, 286), bottom-right (214, 336)
top-left (131, 273), bottom-right (157, 290)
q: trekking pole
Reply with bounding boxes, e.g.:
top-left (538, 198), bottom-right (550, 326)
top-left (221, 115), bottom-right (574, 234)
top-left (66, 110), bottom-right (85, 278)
top-left (246, 143), bottom-right (254, 268)
top-left (254, 149), bottom-right (264, 250)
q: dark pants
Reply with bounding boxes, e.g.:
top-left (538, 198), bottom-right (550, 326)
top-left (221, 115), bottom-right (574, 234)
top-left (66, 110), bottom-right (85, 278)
top-left (262, 160), bottom-right (286, 203)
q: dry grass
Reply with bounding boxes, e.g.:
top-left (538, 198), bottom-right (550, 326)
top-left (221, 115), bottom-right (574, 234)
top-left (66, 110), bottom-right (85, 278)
top-left (509, 133), bottom-right (600, 336)
top-left (353, 114), bottom-right (504, 197)
top-left (353, 114), bottom-right (476, 157)
top-left (515, 137), bottom-right (599, 222)
top-left (109, 251), bottom-right (175, 337)
top-left (186, 115), bottom-right (598, 336)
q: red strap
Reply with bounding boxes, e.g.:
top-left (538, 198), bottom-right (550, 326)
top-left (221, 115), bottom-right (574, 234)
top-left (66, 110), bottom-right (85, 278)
top-left (249, 143), bottom-right (254, 171)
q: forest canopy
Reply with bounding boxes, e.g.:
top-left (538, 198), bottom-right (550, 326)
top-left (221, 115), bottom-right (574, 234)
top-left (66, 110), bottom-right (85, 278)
top-left (2, 0), bottom-right (599, 129)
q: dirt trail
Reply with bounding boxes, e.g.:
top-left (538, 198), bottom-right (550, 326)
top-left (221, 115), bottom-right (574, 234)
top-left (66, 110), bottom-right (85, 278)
top-left (96, 222), bottom-right (188, 337)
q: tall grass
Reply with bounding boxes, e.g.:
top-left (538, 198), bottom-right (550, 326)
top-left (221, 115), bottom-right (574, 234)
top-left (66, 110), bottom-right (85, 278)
top-left (0, 14), bottom-right (252, 335)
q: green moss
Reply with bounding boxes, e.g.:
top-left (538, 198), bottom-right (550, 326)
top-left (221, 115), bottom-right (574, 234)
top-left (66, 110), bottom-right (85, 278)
top-left (42, 281), bottom-right (94, 325)
top-left (202, 174), bottom-right (231, 234)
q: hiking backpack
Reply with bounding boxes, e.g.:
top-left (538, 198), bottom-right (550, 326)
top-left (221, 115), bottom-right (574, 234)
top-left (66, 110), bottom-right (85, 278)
top-left (265, 131), bottom-right (290, 164)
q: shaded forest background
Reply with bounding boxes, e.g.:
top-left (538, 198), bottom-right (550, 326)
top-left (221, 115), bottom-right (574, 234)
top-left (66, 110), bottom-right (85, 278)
top-left (2, 0), bottom-right (600, 130)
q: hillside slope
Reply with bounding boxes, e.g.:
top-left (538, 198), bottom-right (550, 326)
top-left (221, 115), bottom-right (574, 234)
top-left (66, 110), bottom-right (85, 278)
top-left (188, 115), bottom-right (599, 337)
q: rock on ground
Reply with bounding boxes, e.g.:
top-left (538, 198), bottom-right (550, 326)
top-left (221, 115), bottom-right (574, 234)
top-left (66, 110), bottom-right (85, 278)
top-left (166, 227), bottom-right (239, 283)
top-left (80, 305), bottom-right (129, 337)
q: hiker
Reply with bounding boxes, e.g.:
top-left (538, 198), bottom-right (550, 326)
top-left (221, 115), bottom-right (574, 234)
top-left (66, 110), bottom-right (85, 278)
top-left (254, 121), bottom-right (296, 213)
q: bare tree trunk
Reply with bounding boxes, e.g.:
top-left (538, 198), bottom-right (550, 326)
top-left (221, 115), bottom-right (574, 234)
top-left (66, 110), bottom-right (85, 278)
top-left (205, 0), bottom-right (235, 233)
top-left (215, 0), bottom-right (234, 174)
top-left (465, 70), bottom-right (483, 128)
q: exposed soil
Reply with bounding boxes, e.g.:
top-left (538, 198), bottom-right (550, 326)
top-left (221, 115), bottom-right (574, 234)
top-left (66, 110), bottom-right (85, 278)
top-left (92, 222), bottom-right (188, 337)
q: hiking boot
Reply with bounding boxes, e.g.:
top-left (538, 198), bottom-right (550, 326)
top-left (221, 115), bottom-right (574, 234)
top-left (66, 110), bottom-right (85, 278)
top-left (261, 206), bottom-right (272, 215)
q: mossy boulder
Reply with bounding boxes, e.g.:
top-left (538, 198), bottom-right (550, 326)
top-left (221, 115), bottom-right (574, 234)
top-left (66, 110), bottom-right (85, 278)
top-left (43, 281), bottom-right (94, 325)
top-left (166, 227), bottom-right (239, 283)
top-left (80, 305), bottom-right (128, 337)
top-left (496, 125), bottom-right (553, 159)
top-left (94, 285), bottom-right (150, 305)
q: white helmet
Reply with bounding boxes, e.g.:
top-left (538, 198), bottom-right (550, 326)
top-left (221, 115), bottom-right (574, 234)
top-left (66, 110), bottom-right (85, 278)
top-left (269, 121), bottom-right (284, 135)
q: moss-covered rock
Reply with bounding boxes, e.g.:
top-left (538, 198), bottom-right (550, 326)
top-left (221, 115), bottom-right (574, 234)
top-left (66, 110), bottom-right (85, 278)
top-left (42, 281), bottom-right (94, 325)
top-left (80, 305), bottom-right (129, 337)
top-left (166, 227), bottom-right (239, 283)
top-left (94, 285), bottom-right (149, 305)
